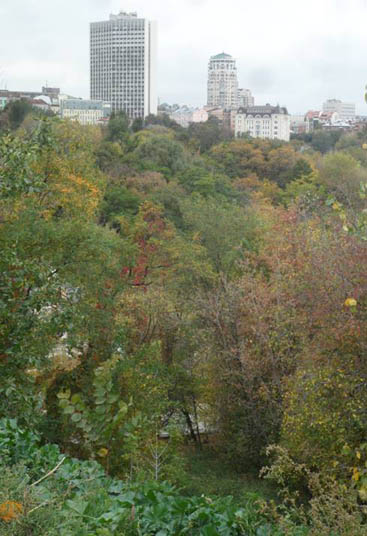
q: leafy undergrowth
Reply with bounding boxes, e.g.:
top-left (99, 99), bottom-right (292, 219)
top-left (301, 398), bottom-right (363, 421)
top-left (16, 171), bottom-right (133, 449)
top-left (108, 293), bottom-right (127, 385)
top-left (0, 418), bottom-right (307, 535)
top-left (182, 446), bottom-right (278, 502)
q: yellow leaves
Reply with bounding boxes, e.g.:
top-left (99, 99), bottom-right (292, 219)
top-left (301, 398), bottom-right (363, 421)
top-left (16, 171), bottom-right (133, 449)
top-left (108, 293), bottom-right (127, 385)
top-left (357, 451), bottom-right (362, 460)
top-left (0, 501), bottom-right (23, 523)
top-left (97, 448), bottom-right (109, 458)
top-left (352, 467), bottom-right (360, 481)
top-left (49, 173), bottom-right (102, 218)
top-left (344, 298), bottom-right (357, 307)
top-left (362, 143), bottom-right (367, 150)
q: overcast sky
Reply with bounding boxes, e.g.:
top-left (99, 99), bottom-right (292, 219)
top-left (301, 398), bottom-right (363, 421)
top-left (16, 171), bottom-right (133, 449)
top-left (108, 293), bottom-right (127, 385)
top-left (1, 0), bottom-right (367, 114)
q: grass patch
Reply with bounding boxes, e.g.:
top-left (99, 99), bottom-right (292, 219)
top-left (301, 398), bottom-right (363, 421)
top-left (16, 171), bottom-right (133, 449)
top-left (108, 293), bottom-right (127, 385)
top-left (181, 445), bottom-right (279, 502)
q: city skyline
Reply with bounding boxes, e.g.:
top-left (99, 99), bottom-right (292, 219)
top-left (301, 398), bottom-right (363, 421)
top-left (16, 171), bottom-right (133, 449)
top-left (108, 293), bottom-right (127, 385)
top-left (1, 0), bottom-right (367, 114)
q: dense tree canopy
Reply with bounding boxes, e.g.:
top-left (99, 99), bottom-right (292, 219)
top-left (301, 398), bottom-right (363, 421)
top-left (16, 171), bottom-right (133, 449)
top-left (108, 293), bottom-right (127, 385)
top-left (1, 108), bottom-right (367, 534)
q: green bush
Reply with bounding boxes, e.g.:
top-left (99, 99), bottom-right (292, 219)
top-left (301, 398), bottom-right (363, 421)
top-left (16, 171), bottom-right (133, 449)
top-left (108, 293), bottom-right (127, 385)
top-left (0, 418), bottom-right (285, 535)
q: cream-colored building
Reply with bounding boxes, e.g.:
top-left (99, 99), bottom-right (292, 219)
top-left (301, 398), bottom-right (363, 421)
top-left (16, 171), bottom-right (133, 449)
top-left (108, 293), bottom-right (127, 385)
top-left (60, 98), bottom-right (111, 125)
top-left (170, 106), bottom-right (208, 128)
top-left (207, 52), bottom-right (238, 109)
top-left (322, 99), bottom-right (355, 121)
top-left (238, 88), bottom-right (254, 108)
top-left (235, 105), bottom-right (290, 141)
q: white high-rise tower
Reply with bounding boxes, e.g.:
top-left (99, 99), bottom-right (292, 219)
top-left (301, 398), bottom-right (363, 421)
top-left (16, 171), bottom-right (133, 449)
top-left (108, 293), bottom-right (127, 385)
top-left (207, 53), bottom-right (238, 109)
top-left (90, 11), bottom-right (157, 119)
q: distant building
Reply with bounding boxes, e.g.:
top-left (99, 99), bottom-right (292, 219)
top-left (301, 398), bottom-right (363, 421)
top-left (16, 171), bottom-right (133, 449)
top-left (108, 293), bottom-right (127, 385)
top-left (290, 114), bottom-right (307, 134)
top-left (322, 99), bottom-right (355, 121)
top-left (235, 105), bottom-right (290, 141)
top-left (319, 111), bottom-right (340, 125)
top-left (0, 87), bottom-right (113, 125)
top-left (60, 98), bottom-right (111, 125)
top-left (238, 88), bottom-right (254, 108)
top-left (203, 106), bottom-right (236, 132)
top-left (304, 110), bottom-right (321, 132)
top-left (158, 103), bottom-right (180, 114)
top-left (0, 89), bottom-right (39, 111)
top-left (170, 106), bottom-right (208, 127)
top-left (30, 99), bottom-right (51, 112)
top-left (90, 10), bottom-right (157, 119)
top-left (304, 109), bottom-right (354, 132)
top-left (42, 87), bottom-right (60, 99)
top-left (0, 89), bottom-right (40, 103)
top-left (207, 52), bottom-right (238, 109)
top-left (0, 87), bottom-right (60, 112)
top-left (205, 106), bottom-right (225, 122)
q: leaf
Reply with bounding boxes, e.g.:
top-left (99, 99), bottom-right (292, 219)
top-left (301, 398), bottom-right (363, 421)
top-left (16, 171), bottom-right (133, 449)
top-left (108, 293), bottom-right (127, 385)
top-left (66, 499), bottom-right (88, 516)
top-left (57, 389), bottom-right (71, 400)
top-left (0, 501), bottom-right (23, 522)
top-left (200, 526), bottom-right (219, 536)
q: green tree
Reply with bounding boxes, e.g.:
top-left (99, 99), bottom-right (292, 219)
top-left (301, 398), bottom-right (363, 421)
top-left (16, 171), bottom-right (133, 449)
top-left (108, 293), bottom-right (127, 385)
top-left (7, 99), bottom-right (33, 129)
top-left (187, 116), bottom-right (232, 153)
top-left (107, 111), bottom-right (130, 143)
top-left (181, 196), bottom-right (260, 275)
top-left (125, 131), bottom-right (189, 179)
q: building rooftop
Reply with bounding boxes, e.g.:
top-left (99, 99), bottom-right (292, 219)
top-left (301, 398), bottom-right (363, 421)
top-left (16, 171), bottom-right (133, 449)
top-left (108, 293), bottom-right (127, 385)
top-left (110, 11), bottom-right (138, 20)
top-left (211, 52), bottom-right (233, 60)
top-left (238, 105), bottom-right (288, 115)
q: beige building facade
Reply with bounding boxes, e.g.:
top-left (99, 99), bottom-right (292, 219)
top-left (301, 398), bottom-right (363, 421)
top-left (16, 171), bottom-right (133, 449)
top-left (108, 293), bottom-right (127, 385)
top-left (60, 98), bottom-right (111, 125)
top-left (235, 105), bottom-right (290, 141)
top-left (238, 88), bottom-right (254, 108)
top-left (207, 53), bottom-right (238, 109)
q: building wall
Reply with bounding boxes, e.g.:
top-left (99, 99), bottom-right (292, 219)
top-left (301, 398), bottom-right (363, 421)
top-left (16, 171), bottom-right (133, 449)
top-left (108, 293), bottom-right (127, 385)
top-left (207, 53), bottom-right (238, 109)
top-left (322, 99), bottom-right (356, 121)
top-left (235, 106), bottom-right (290, 141)
top-left (0, 88), bottom-right (59, 110)
top-left (61, 108), bottom-right (104, 125)
top-left (192, 108), bottom-right (208, 123)
top-left (238, 88), bottom-right (254, 108)
top-left (170, 107), bottom-right (208, 128)
top-left (90, 11), bottom-right (157, 119)
top-left (146, 19), bottom-right (157, 116)
top-left (60, 98), bottom-right (111, 125)
top-left (290, 114), bottom-right (307, 134)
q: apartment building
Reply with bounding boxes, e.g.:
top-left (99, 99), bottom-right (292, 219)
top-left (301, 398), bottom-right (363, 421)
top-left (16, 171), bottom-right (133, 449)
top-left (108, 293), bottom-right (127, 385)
top-left (207, 53), bottom-right (238, 109)
top-left (235, 105), bottom-right (290, 141)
